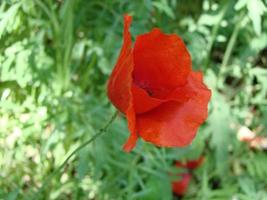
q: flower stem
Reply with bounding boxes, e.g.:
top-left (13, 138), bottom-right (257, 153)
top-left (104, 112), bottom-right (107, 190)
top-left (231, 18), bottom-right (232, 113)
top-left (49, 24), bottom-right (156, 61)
top-left (31, 111), bottom-right (118, 199)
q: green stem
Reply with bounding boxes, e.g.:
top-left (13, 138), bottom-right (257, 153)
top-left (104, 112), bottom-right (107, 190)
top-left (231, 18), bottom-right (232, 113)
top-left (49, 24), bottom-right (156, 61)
top-left (204, 3), bottom-right (228, 69)
top-left (221, 19), bottom-right (242, 70)
top-left (219, 13), bottom-right (248, 81)
top-left (31, 111), bottom-right (118, 199)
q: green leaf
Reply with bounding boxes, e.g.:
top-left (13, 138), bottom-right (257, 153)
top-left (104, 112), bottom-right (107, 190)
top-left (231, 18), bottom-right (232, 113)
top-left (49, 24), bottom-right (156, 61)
top-left (140, 176), bottom-right (172, 200)
top-left (4, 189), bottom-right (19, 200)
top-left (152, 0), bottom-right (175, 19)
top-left (0, 3), bottom-right (20, 39)
top-left (208, 92), bottom-right (233, 175)
top-left (235, 0), bottom-right (248, 10)
top-left (247, 0), bottom-right (267, 35)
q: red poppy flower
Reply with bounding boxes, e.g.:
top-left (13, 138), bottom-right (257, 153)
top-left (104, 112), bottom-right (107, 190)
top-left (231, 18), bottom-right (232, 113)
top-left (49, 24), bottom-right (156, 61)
top-left (175, 156), bottom-right (204, 169)
top-left (172, 173), bottom-right (192, 196)
top-left (107, 15), bottom-right (211, 152)
top-left (172, 156), bottom-right (204, 196)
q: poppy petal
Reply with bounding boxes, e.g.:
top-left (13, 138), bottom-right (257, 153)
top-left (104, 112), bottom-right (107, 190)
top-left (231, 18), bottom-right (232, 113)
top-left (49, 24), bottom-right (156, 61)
top-left (132, 83), bottom-right (164, 114)
top-left (133, 28), bottom-right (191, 98)
top-left (172, 173), bottom-right (192, 196)
top-left (107, 15), bottom-right (138, 151)
top-left (136, 72), bottom-right (211, 147)
top-left (186, 156), bottom-right (205, 169)
top-left (175, 156), bottom-right (204, 169)
top-left (123, 103), bottom-right (138, 152)
top-left (107, 15), bottom-right (133, 113)
top-left (131, 81), bottom-right (195, 115)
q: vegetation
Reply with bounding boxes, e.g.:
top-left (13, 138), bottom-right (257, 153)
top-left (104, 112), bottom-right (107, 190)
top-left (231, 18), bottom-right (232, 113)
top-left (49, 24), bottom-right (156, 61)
top-left (0, 0), bottom-right (267, 199)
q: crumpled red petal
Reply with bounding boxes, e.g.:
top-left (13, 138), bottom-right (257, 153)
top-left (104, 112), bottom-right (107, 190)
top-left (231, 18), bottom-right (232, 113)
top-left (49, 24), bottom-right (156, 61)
top-left (132, 83), bottom-right (163, 114)
top-left (175, 156), bottom-right (205, 170)
top-left (123, 103), bottom-right (138, 152)
top-left (136, 72), bottom-right (211, 147)
top-left (185, 156), bottom-right (204, 169)
top-left (133, 28), bottom-right (191, 98)
top-left (172, 173), bottom-right (192, 196)
top-left (107, 15), bottom-right (138, 152)
top-left (132, 80), bottom-right (196, 115)
top-left (107, 15), bottom-right (133, 113)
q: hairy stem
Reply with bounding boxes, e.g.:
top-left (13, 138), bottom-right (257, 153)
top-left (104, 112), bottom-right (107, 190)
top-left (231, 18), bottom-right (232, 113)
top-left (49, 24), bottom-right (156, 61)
top-left (31, 111), bottom-right (118, 199)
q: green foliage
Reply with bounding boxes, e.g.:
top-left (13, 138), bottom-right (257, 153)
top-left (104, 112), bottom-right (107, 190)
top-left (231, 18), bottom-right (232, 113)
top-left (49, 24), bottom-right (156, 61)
top-left (0, 0), bottom-right (267, 199)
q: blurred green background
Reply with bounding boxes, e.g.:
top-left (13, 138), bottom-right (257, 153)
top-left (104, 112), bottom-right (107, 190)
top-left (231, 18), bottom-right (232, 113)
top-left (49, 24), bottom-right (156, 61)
top-left (0, 0), bottom-right (267, 199)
